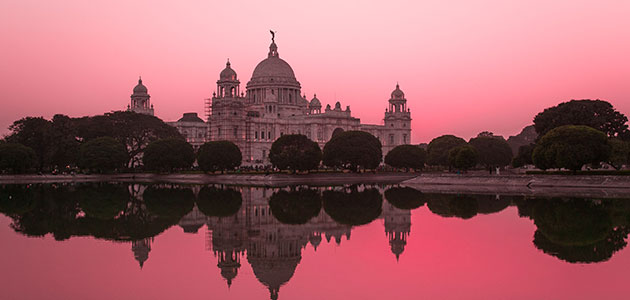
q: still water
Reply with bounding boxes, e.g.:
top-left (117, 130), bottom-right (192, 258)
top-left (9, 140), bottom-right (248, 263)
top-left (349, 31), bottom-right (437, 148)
top-left (1, 183), bottom-right (629, 300)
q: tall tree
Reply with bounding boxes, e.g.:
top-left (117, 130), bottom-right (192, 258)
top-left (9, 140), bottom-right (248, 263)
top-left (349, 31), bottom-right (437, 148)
top-left (322, 131), bottom-right (382, 171)
top-left (143, 138), bottom-right (195, 172)
top-left (197, 141), bottom-right (242, 172)
top-left (533, 99), bottom-right (629, 139)
top-left (6, 117), bottom-right (52, 169)
top-left (448, 145), bottom-right (478, 172)
top-left (0, 143), bottom-right (37, 173)
top-left (385, 144), bottom-right (427, 170)
top-left (469, 136), bottom-right (513, 168)
top-left (532, 125), bottom-right (611, 171)
top-left (269, 134), bottom-right (321, 171)
top-left (78, 137), bottom-right (128, 173)
top-left (427, 135), bottom-right (467, 167)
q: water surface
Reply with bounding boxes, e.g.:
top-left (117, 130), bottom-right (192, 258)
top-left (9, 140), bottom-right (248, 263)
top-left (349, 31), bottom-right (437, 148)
top-left (1, 183), bottom-right (629, 299)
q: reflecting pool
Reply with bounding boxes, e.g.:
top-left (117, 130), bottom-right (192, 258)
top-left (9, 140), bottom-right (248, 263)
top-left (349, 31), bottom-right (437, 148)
top-left (1, 183), bottom-right (629, 299)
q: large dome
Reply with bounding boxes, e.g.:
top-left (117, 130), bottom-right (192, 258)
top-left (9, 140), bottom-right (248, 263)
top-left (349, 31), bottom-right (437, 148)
top-left (248, 41), bottom-right (300, 88)
top-left (251, 56), bottom-right (296, 80)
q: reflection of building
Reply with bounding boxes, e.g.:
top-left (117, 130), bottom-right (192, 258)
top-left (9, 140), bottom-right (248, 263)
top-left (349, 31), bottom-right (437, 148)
top-left (207, 35), bottom-right (412, 163)
top-left (131, 237), bottom-right (153, 268)
top-left (383, 202), bottom-right (411, 260)
top-left (169, 186), bottom-right (411, 299)
top-left (128, 77), bottom-right (154, 116)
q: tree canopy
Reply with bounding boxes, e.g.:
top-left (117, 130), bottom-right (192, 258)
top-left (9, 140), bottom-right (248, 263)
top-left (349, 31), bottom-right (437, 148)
top-left (197, 141), bottom-right (242, 172)
top-left (143, 138), bottom-right (195, 172)
top-left (384, 187), bottom-right (426, 210)
top-left (532, 125), bottom-right (610, 171)
top-left (533, 99), bottom-right (629, 139)
top-left (469, 136), bottom-right (513, 168)
top-left (269, 134), bottom-right (321, 171)
top-left (269, 188), bottom-right (322, 224)
top-left (322, 131), bottom-right (382, 171)
top-left (323, 186), bottom-right (383, 226)
top-left (196, 186), bottom-right (243, 217)
top-left (448, 145), bottom-right (478, 171)
top-left (0, 143), bottom-right (37, 174)
top-left (385, 145), bottom-right (427, 170)
top-left (78, 137), bottom-right (128, 173)
top-left (608, 138), bottom-right (630, 170)
top-left (427, 135), bottom-right (467, 166)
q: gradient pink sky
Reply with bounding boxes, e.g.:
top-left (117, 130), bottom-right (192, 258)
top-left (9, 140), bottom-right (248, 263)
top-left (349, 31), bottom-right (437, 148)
top-left (1, 0), bottom-right (629, 143)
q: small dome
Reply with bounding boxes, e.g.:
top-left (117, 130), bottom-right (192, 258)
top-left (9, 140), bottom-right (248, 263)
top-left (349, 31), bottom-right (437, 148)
top-left (177, 112), bottom-right (205, 123)
top-left (310, 94), bottom-right (321, 107)
top-left (133, 77), bottom-right (148, 95)
top-left (391, 83), bottom-right (404, 99)
top-left (220, 60), bottom-right (237, 81)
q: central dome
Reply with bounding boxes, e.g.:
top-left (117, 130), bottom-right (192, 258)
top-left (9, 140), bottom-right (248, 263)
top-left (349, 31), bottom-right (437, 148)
top-left (248, 41), bottom-right (300, 88)
top-left (251, 56), bottom-right (296, 80)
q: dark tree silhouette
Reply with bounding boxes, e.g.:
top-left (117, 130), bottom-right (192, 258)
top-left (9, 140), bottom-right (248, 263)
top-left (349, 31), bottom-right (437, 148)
top-left (385, 145), bottom-right (427, 170)
top-left (197, 141), bottom-right (242, 172)
top-left (384, 187), bottom-right (426, 210)
top-left (196, 186), bottom-right (243, 217)
top-left (532, 125), bottom-right (610, 171)
top-left (269, 134), bottom-right (321, 171)
top-left (427, 135), bottom-right (467, 167)
top-left (323, 186), bottom-right (382, 226)
top-left (269, 188), bottom-right (321, 224)
top-left (322, 131), bottom-right (382, 171)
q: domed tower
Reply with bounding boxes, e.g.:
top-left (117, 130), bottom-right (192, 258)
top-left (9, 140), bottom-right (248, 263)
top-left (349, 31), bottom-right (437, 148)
top-left (209, 60), bottom-right (246, 143)
top-left (129, 77), bottom-right (154, 116)
top-left (382, 203), bottom-right (411, 261)
top-left (246, 32), bottom-right (304, 118)
top-left (309, 94), bottom-right (322, 114)
top-left (131, 237), bottom-right (154, 269)
top-left (217, 60), bottom-right (240, 98)
top-left (383, 83), bottom-right (412, 152)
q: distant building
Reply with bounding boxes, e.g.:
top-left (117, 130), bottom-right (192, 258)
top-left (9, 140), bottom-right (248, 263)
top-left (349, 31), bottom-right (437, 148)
top-left (207, 35), bottom-right (412, 163)
top-left (168, 113), bottom-right (209, 149)
top-left (128, 77), bottom-right (154, 116)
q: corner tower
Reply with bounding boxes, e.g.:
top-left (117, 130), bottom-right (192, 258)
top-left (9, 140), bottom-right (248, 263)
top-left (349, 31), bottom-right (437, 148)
top-left (383, 84), bottom-right (412, 149)
top-left (129, 77), bottom-right (154, 116)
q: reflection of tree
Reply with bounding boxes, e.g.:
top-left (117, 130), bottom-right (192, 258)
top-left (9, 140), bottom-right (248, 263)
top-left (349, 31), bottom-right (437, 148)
top-left (475, 195), bottom-right (510, 215)
top-left (269, 189), bottom-right (321, 225)
top-left (0, 185), bottom-right (37, 215)
top-left (427, 194), bottom-right (478, 219)
top-left (196, 186), bottom-right (242, 217)
top-left (533, 228), bottom-right (628, 264)
top-left (323, 186), bottom-right (382, 226)
top-left (143, 185), bottom-right (195, 221)
top-left (529, 198), bottom-right (630, 263)
top-left (77, 183), bottom-right (129, 220)
top-left (384, 187), bottom-right (425, 210)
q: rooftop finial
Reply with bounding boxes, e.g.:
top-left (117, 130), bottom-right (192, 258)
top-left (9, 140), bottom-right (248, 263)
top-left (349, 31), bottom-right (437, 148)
top-left (270, 29), bottom-right (276, 43)
top-left (139, 76), bottom-right (142, 84)
top-left (226, 58), bottom-right (230, 67)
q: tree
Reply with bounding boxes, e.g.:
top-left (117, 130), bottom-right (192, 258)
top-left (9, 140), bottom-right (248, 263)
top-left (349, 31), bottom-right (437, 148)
top-left (469, 136), bottom-right (513, 168)
top-left (323, 186), bottom-right (383, 226)
top-left (322, 131), bottom-right (382, 171)
top-left (78, 137), bottom-right (128, 172)
top-left (385, 145), bottom-right (427, 170)
top-left (448, 145), bottom-right (478, 171)
top-left (427, 135), bottom-right (467, 166)
top-left (269, 189), bottom-right (321, 224)
top-left (532, 125), bottom-right (610, 171)
top-left (0, 143), bottom-right (37, 173)
top-left (533, 99), bottom-right (629, 139)
top-left (384, 187), bottom-right (426, 210)
top-left (197, 141), bottom-right (242, 172)
top-left (47, 114), bottom-right (80, 169)
top-left (608, 138), bottom-right (630, 170)
top-left (75, 111), bottom-right (183, 167)
top-left (143, 138), bottom-right (195, 172)
top-left (143, 186), bottom-right (195, 222)
top-left (196, 186), bottom-right (242, 217)
top-left (269, 134), bottom-right (321, 171)
top-left (427, 194), bottom-right (479, 219)
top-left (512, 143), bottom-right (535, 168)
top-left (6, 117), bottom-right (52, 169)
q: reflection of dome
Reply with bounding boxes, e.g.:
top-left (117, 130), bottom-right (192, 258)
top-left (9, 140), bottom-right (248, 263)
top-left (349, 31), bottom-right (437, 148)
top-left (390, 237), bottom-right (406, 261)
top-left (308, 233), bottom-right (322, 251)
top-left (132, 238), bottom-right (153, 269)
top-left (391, 83), bottom-right (404, 99)
top-left (179, 223), bottom-right (203, 233)
top-left (220, 60), bottom-right (237, 81)
top-left (249, 42), bottom-right (299, 86)
top-left (248, 256), bottom-right (301, 300)
top-left (133, 78), bottom-right (148, 95)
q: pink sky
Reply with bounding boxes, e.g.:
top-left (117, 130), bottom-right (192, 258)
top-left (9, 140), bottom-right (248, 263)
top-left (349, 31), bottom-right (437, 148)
top-left (1, 0), bottom-right (629, 143)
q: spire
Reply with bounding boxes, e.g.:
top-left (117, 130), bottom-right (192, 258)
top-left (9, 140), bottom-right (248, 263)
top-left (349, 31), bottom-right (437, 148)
top-left (226, 58), bottom-right (230, 68)
top-left (139, 76), bottom-right (142, 84)
top-left (268, 31), bottom-right (279, 58)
